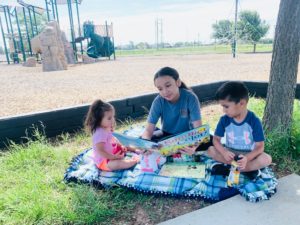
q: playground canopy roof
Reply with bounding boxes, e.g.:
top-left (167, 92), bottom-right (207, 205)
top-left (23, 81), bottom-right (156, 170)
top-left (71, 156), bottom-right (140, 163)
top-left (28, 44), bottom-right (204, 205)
top-left (0, 2), bottom-right (21, 10)
top-left (0, 0), bottom-right (82, 12)
top-left (0, 1), bottom-right (45, 14)
top-left (56, 0), bottom-right (83, 4)
top-left (17, 0), bottom-right (46, 14)
top-left (0, 0), bottom-right (21, 7)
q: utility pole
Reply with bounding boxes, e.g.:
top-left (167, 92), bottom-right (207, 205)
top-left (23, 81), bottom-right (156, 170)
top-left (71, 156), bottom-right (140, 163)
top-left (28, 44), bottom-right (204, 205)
top-left (214, 20), bottom-right (217, 51)
top-left (155, 18), bottom-right (163, 49)
top-left (233, 0), bottom-right (238, 58)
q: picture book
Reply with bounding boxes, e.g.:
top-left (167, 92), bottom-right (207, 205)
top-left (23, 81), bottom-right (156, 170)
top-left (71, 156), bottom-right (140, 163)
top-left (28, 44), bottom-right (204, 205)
top-left (112, 124), bottom-right (210, 156)
top-left (159, 162), bottom-right (206, 179)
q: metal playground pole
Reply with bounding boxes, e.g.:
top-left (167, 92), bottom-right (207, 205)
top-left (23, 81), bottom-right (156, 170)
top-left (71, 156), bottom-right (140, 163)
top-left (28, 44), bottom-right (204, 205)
top-left (67, 0), bottom-right (77, 61)
top-left (22, 7), bottom-right (32, 56)
top-left (0, 9), bottom-right (10, 64)
top-left (14, 7), bottom-right (26, 62)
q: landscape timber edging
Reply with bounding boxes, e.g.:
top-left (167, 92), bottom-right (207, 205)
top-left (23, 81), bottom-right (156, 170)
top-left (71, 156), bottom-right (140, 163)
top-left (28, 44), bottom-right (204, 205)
top-left (1, 81), bottom-right (299, 149)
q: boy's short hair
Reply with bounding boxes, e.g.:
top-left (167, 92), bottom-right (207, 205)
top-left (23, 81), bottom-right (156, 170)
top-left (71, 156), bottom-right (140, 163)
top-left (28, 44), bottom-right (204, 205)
top-left (215, 81), bottom-right (249, 103)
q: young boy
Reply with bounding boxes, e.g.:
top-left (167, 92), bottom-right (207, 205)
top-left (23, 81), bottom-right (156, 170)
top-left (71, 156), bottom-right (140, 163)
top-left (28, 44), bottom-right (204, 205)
top-left (207, 81), bottom-right (272, 174)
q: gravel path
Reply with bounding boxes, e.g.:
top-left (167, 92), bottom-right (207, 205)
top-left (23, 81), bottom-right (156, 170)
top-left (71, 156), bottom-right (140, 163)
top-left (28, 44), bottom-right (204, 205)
top-left (1, 53), bottom-right (298, 118)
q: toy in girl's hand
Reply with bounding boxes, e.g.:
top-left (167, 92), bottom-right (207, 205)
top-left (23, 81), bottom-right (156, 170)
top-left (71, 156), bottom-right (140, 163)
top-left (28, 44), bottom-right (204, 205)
top-left (112, 144), bottom-right (127, 155)
top-left (227, 155), bottom-right (242, 187)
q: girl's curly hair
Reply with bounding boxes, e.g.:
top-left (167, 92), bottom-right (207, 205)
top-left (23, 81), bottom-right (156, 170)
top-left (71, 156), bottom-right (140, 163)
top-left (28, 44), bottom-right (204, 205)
top-left (84, 99), bottom-right (114, 134)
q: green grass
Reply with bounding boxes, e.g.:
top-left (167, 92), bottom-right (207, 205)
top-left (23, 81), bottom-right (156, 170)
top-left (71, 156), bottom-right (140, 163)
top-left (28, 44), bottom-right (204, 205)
top-left (0, 128), bottom-right (153, 225)
top-left (0, 98), bottom-right (299, 224)
top-left (116, 44), bottom-right (273, 57)
top-left (247, 98), bottom-right (300, 173)
top-left (291, 100), bottom-right (300, 155)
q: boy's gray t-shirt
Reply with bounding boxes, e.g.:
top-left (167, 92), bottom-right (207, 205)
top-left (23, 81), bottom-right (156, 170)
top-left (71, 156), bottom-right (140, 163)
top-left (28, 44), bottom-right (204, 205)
top-left (147, 88), bottom-right (201, 135)
top-left (215, 110), bottom-right (265, 151)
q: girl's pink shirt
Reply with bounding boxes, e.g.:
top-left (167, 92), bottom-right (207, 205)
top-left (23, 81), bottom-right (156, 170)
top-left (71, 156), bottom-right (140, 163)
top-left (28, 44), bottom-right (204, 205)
top-left (92, 127), bottom-right (116, 165)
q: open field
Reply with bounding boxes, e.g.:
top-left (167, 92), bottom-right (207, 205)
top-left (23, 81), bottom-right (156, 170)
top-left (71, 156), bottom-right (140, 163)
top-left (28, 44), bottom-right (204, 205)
top-left (116, 44), bottom-right (273, 56)
top-left (1, 53), bottom-right (300, 118)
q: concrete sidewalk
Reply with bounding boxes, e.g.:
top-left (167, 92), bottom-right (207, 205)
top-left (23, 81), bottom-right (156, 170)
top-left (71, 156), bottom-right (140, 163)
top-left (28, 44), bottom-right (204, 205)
top-left (159, 174), bottom-right (300, 225)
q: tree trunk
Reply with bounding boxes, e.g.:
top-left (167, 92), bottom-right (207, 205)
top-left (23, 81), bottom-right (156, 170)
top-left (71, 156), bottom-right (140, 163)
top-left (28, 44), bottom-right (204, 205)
top-left (253, 43), bottom-right (256, 53)
top-left (263, 0), bottom-right (300, 132)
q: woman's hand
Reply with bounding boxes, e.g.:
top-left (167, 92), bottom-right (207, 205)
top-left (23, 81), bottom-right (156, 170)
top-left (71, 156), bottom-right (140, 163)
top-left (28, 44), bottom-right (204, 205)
top-left (179, 146), bottom-right (197, 156)
top-left (142, 149), bottom-right (154, 155)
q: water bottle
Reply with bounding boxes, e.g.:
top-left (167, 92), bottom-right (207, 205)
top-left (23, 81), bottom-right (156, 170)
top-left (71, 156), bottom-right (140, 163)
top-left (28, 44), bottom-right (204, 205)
top-left (227, 156), bottom-right (241, 187)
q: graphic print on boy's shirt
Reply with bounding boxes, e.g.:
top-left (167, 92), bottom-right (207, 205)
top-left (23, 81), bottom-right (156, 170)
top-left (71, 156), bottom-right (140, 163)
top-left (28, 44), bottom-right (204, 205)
top-left (225, 123), bottom-right (254, 150)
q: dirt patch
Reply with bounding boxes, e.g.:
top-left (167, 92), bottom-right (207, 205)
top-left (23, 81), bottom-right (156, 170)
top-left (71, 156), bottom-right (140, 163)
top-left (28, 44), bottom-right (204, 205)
top-left (113, 197), bottom-right (210, 225)
top-left (2, 53), bottom-right (298, 118)
top-left (133, 205), bottom-right (152, 225)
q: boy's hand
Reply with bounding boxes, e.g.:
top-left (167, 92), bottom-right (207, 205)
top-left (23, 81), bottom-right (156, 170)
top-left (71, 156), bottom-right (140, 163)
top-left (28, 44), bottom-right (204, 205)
top-left (222, 149), bottom-right (235, 162)
top-left (236, 155), bottom-right (247, 170)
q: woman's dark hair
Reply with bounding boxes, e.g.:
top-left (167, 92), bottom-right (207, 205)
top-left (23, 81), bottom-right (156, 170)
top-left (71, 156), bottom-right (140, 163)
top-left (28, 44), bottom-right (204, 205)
top-left (84, 99), bottom-right (113, 134)
top-left (154, 66), bottom-right (189, 89)
top-left (215, 81), bottom-right (249, 103)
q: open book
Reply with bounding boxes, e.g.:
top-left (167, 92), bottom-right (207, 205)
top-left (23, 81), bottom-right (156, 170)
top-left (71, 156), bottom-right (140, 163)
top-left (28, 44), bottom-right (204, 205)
top-left (159, 162), bottom-right (206, 179)
top-left (112, 124), bottom-right (210, 156)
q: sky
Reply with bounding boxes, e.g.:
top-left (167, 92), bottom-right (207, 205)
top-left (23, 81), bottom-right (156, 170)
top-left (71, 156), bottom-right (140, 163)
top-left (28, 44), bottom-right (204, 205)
top-left (0, 0), bottom-right (281, 46)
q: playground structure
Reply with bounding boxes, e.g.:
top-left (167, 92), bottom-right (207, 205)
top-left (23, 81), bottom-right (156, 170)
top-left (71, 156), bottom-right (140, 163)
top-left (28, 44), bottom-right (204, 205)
top-left (82, 21), bottom-right (115, 59)
top-left (0, 0), bottom-right (116, 67)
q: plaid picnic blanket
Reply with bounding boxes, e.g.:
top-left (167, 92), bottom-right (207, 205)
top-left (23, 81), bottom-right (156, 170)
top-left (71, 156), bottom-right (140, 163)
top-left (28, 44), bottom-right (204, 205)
top-left (64, 148), bottom-right (278, 202)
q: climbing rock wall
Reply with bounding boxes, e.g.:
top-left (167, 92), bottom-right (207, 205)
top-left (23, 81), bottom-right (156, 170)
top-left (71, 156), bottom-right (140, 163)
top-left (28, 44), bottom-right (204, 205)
top-left (61, 31), bottom-right (75, 64)
top-left (39, 21), bottom-right (67, 72)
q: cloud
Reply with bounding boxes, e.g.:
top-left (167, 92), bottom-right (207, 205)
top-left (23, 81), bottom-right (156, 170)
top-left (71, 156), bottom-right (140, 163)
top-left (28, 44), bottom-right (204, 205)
top-left (109, 0), bottom-right (279, 44)
top-left (0, 0), bottom-right (280, 47)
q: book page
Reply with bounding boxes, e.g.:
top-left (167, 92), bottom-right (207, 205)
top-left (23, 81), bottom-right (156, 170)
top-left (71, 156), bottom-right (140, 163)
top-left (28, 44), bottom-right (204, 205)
top-left (113, 124), bottom-right (210, 155)
top-left (158, 124), bottom-right (210, 155)
top-left (112, 132), bottom-right (159, 150)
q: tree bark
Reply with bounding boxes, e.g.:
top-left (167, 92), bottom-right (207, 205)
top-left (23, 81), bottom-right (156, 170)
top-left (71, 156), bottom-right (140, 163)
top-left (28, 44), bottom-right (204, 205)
top-left (263, 0), bottom-right (300, 132)
top-left (253, 43), bottom-right (256, 53)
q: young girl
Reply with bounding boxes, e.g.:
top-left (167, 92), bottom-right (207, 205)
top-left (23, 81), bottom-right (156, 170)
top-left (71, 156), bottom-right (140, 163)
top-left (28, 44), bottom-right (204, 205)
top-left (142, 66), bottom-right (210, 155)
top-left (85, 99), bottom-right (139, 171)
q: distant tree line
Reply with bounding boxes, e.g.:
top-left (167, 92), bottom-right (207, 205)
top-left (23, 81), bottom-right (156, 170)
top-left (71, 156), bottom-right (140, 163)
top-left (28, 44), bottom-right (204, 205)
top-left (116, 41), bottom-right (204, 50)
top-left (212, 10), bottom-right (270, 52)
top-left (116, 38), bottom-right (272, 51)
top-left (117, 10), bottom-right (271, 52)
